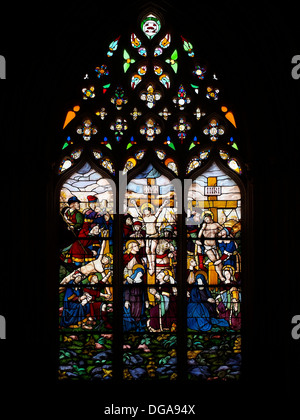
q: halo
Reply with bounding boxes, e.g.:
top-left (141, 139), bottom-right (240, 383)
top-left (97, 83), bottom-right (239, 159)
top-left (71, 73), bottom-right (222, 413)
top-left (104, 253), bottom-right (113, 263)
top-left (126, 157), bottom-right (136, 167)
top-left (87, 273), bottom-right (100, 282)
top-left (222, 265), bottom-right (236, 276)
top-left (201, 210), bottom-right (214, 219)
top-left (163, 269), bottom-right (173, 278)
top-left (195, 269), bottom-right (207, 281)
top-left (132, 264), bottom-right (145, 273)
top-left (125, 239), bottom-right (139, 250)
top-left (141, 202), bottom-right (155, 213)
top-left (165, 157), bottom-right (175, 166)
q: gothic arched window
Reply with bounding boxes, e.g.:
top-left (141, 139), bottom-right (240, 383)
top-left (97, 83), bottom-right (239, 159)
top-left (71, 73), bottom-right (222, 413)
top-left (56, 9), bottom-right (246, 382)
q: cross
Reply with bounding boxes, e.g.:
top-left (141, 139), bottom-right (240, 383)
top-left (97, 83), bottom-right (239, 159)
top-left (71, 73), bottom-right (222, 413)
top-left (128, 177), bottom-right (175, 211)
top-left (189, 176), bottom-right (238, 221)
top-left (188, 176), bottom-right (238, 286)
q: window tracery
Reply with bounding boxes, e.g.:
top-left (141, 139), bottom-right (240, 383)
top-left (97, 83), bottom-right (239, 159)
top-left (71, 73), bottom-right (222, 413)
top-left (56, 9), bottom-right (245, 382)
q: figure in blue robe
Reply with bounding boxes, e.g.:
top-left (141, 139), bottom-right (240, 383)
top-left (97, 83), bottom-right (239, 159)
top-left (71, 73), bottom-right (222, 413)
top-left (187, 274), bottom-right (229, 331)
top-left (218, 228), bottom-right (237, 269)
top-left (60, 280), bottom-right (90, 328)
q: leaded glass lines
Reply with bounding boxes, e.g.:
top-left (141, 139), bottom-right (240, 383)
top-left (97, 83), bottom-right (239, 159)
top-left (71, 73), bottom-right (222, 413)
top-left (56, 9), bottom-right (245, 383)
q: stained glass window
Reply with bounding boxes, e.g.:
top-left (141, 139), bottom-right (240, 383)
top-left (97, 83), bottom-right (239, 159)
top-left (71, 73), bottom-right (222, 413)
top-left (186, 163), bottom-right (242, 380)
top-left (123, 164), bottom-right (178, 380)
top-left (58, 163), bottom-right (114, 380)
top-left (55, 8), bottom-right (247, 382)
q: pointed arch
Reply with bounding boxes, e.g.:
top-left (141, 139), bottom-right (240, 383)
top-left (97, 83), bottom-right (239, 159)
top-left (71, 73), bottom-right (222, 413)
top-left (185, 158), bottom-right (244, 380)
top-left (54, 6), bottom-right (249, 382)
top-left (57, 160), bottom-right (115, 380)
top-left (122, 162), bottom-right (179, 379)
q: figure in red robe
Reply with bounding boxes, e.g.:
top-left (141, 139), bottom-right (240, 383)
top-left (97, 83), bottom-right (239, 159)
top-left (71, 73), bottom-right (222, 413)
top-left (123, 240), bottom-right (148, 331)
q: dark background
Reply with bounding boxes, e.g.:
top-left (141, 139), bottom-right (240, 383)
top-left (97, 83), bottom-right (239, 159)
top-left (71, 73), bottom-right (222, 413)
top-left (0, 0), bottom-right (299, 412)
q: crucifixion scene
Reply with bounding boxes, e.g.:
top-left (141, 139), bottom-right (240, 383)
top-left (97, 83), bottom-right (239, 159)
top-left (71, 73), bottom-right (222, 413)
top-left (123, 164), bottom-right (178, 335)
top-left (184, 163), bottom-right (242, 380)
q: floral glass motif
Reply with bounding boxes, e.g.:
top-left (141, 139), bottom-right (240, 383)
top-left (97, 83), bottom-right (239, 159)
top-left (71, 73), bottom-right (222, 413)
top-left (203, 118), bottom-right (225, 142)
top-left (159, 107), bottom-right (171, 120)
top-left (110, 117), bottom-right (128, 141)
top-left (59, 162), bottom-right (114, 380)
top-left (206, 86), bottom-right (219, 100)
top-left (193, 65), bottom-right (206, 80)
top-left (111, 87), bottom-right (128, 110)
top-left (82, 86), bottom-right (95, 100)
top-left (130, 107), bottom-right (142, 120)
top-left (123, 49), bottom-right (136, 72)
top-left (186, 163), bottom-right (241, 380)
top-left (95, 107), bottom-right (107, 120)
top-left (173, 117), bottom-right (191, 143)
top-left (95, 65), bottom-right (109, 78)
top-left (165, 50), bottom-right (178, 73)
top-left (140, 118), bottom-right (161, 141)
top-left (140, 84), bottom-right (162, 109)
top-left (77, 119), bottom-right (98, 141)
top-left (194, 107), bottom-right (206, 120)
top-left (173, 85), bottom-right (191, 110)
top-left (123, 164), bottom-right (178, 380)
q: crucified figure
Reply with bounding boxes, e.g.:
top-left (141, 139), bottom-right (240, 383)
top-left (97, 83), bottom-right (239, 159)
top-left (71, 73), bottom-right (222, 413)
top-left (196, 212), bottom-right (226, 282)
top-left (60, 238), bottom-right (112, 285)
top-left (130, 198), bottom-right (169, 276)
